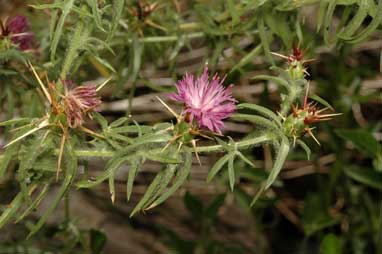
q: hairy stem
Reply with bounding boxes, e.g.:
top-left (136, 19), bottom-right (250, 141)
top-left (60, 16), bottom-right (84, 80)
top-left (66, 134), bottom-right (272, 158)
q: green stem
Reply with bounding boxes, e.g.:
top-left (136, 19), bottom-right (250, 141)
top-left (137, 32), bottom-right (204, 43)
top-left (67, 134), bottom-right (271, 158)
top-left (64, 192), bottom-right (70, 222)
top-left (60, 16), bottom-right (84, 80)
top-left (109, 29), bottom-right (259, 46)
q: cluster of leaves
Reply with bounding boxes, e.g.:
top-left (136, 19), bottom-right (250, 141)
top-left (0, 0), bottom-right (381, 253)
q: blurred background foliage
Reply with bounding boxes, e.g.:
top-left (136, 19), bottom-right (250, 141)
top-left (0, 0), bottom-right (381, 253)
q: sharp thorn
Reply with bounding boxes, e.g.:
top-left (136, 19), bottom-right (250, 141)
top-left (27, 61), bottom-right (52, 104)
top-left (156, 96), bottom-right (180, 119)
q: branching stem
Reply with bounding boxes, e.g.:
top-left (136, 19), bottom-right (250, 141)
top-left (64, 134), bottom-right (272, 158)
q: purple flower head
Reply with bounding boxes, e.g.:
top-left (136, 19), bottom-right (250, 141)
top-left (1, 15), bottom-right (34, 50)
top-left (63, 80), bottom-right (101, 128)
top-left (7, 15), bottom-right (29, 34)
top-left (169, 65), bottom-right (237, 134)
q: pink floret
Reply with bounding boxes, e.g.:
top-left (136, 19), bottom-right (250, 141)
top-left (168, 65), bottom-right (237, 134)
top-left (7, 15), bottom-right (34, 50)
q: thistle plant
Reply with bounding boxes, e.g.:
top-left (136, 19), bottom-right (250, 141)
top-left (0, 1), bottom-right (380, 250)
top-left (0, 15), bottom-right (35, 51)
top-left (168, 65), bottom-right (237, 135)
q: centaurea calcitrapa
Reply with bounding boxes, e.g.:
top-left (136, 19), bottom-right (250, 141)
top-left (271, 45), bottom-right (315, 79)
top-left (169, 65), bottom-right (237, 134)
top-left (159, 65), bottom-right (237, 163)
top-left (282, 83), bottom-right (342, 146)
top-left (269, 46), bottom-right (341, 145)
top-left (62, 80), bottom-right (102, 128)
top-left (0, 15), bottom-right (34, 51)
top-left (5, 62), bottom-right (106, 179)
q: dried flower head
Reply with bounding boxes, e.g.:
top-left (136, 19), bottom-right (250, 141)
top-left (63, 80), bottom-right (101, 128)
top-left (0, 15), bottom-right (34, 50)
top-left (168, 65), bottom-right (237, 134)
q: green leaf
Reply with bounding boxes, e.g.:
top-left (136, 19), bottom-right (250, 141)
top-left (126, 161), bottom-right (140, 201)
top-left (92, 112), bottom-right (108, 129)
top-left (250, 185), bottom-right (266, 207)
top-left (251, 75), bottom-right (290, 90)
top-left (228, 154), bottom-right (235, 191)
top-left (107, 0), bottom-right (125, 42)
top-left (235, 151), bottom-right (255, 168)
top-left (265, 137), bottom-right (289, 189)
top-left (337, 1), bottom-right (368, 40)
top-left (130, 164), bottom-right (177, 216)
top-left (0, 144), bottom-right (18, 177)
top-left (133, 131), bottom-right (172, 146)
top-left (336, 129), bottom-right (381, 159)
top-left (77, 155), bottom-right (127, 188)
top-left (0, 192), bottom-right (24, 228)
top-left (296, 140), bottom-right (311, 160)
top-left (258, 14), bottom-right (274, 65)
top-left (309, 95), bottom-right (334, 111)
top-left (144, 151), bottom-right (181, 164)
top-left (28, 142), bottom-right (78, 238)
top-left (49, 0), bottom-right (59, 42)
top-left (60, 15), bottom-right (86, 79)
top-left (207, 154), bottom-right (230, 182)
top-left (93, 55), bottom-right (116, 73)
top-left (112, 125), bottom-right (152, 134)
top-left (150, 152), bottom-right (192, 208)
top-left (232, 114), bottom-right (280, 132)
top-left (18, 132), bottom-right (51, 203)
top-left (16, 184), bottom-right (50, 223)
top-left (128, 35), bottom-right (144, 82)
top-left (320, 234), bottom-right (343, 254)
top-left (0, 118), bottom-right (32, 127)
top-left (110, 117), bottom-right (128, 128)
top-left (50, 0), bottom-right (75, 61)
top-left (238, 103), bottom-right (282, 127)
top-left (344, 166), bottom-right (382, 190)
top-left (109, 170), bottom-right (116, 203)
top-left (342, 0), bottom-right (382, 43)
top-left (227, 0), bottom-right (239, 26)
top-left (264, 11), bottom-right (292, 47)
top-left (323, 0), bottom-right (338, 44)
top-left (86, 0), bottom-right (105, 32)
top-left (230, 44), bottom-right (262, 72)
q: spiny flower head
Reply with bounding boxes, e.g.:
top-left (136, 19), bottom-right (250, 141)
top-left (272, 45), bottom-right (313, 79)
top-left (168, 65), bottom-right (237, 134)
top-left (0, 15), bottom-right (34, 50)
top-left (283, 85), bottom-right (340, 145)
top-left (62, 80), bottom-right (101, 128)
